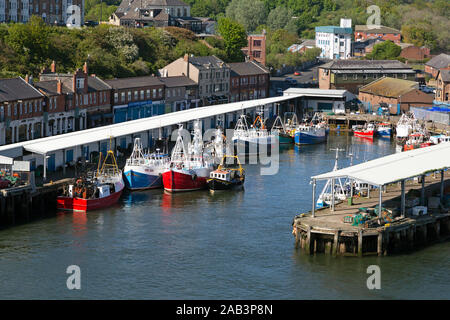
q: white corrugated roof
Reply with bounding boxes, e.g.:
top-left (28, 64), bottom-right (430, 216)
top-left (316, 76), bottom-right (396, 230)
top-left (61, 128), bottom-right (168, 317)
top-left (283, 88), bottom-right (348, 98)
top-left (21, 95), bottom-right (301, 155)
top-left (0, 155), bottom-right (14, 165)
top-left (312, 143), bottom-right (450, 186)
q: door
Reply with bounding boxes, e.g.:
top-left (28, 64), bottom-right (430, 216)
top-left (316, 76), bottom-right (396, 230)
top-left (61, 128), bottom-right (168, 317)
top-left (66, 149), bottom-right (74, 164)
top-left (47, 154), bottom-right (56, 172)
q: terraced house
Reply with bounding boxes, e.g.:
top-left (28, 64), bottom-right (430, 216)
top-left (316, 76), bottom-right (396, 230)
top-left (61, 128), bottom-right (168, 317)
top-left (161, 54), bottom-right (230, 106)
top-left (318, 60), bottom-right (416, 94)
top-left (228, 61), bottom-right (270, 102)
top-left (0, 77), bottom-right (45, 145)
top-left (39, 62), bottom-right (112, 130)
top-left (105, 76), bottom-right (165, 124)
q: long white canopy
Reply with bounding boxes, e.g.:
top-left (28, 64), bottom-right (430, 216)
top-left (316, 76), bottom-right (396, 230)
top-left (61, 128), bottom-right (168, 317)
top-left (0, 155), bottom-right (14, 165)
top-left (22, 95), bottom-right (300, 155)
top-left (312, 142), bottom-right (450, 186)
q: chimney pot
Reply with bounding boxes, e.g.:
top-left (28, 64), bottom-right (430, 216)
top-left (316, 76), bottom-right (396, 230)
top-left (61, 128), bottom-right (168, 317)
top-left (51, 61), bottom-right (56, 73)
top-left (57, 80), bottom-right (63, 94)
top-left (25, 74), bottom-right (29, 83)
top-left (83, 62), bottom-right (88, 74)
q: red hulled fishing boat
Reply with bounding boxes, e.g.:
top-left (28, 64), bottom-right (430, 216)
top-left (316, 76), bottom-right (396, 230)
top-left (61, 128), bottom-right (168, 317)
top-left (353, 123), bottom-right (375, 139)
top-left (57, 149), bottom-right (124, 211)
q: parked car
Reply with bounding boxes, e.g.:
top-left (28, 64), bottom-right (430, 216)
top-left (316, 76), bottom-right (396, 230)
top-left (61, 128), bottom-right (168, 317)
top-left (276, 88), bottom-right (283, 95)
top-left (284, 77), bottom-right (293, 83)
top-left (294, 71), bottom-right (301, 76)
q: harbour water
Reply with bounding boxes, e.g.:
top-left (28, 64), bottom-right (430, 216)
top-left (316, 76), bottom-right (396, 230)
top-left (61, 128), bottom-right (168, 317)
top-left (0, 134), bottom-right (449, 299)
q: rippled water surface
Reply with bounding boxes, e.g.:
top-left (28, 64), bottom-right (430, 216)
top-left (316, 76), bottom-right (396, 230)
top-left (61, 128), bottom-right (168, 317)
top-left (1, 134), bottom-right (449, 299)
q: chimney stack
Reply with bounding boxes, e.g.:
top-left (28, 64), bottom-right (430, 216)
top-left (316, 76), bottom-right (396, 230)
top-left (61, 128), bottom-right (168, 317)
top-left (184, 54), bottom-right (190, 78)
top-left (57, 80), bottom-right (63, 94)
top-left (83, 61), bottom-right (88, 74)
top-left (51, 61), bottom-right (56, 73)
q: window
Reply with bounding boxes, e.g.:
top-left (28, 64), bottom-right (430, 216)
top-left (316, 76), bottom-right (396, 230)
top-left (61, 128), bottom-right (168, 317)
top-left (158, 88), bottom-right (162, 97)
top-left (140, 90), bottom-right (144, 100)
top-left (121, 92), bottom-right (125, 102)
top-left (128, 91), bottom-right (132, 101)
top-left (253, 40), bottom-right (261, 47)
top-left (353, 74), bottom-right (358, 80)
top-left (167, 90), bottom-right (171, 98)
top-left (152, 89), bottom-right (156, 98)
top-left (76, 78), bottom-right (84, 89)
top-left (134, 91), bottom-right (138, 100)
top-left (253, 51), bottom-right (261, 58)
top-left (146, 89), bottom-right (150, 99)
top-left (403, 74), bottom-right (407, 79)
top-left (114, 93), bottom-right (118, 103)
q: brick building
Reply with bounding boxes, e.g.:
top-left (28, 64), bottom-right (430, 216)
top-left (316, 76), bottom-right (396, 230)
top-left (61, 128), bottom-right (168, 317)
top-left (354, 25), bottom-right (401, 44)
top-left (105, 76), bottom-right (165, 124)
top-left (242, 31), bottom-right (267, 66)
top-left (228, 61), bottom-right (270, 102)
top-left (161, 54), bottom-right (230, 105)
top-left (0, 0), bottom-right (84, 25)
top-left (359, 77), bottom-right (434, 113)
top-left (435, 68), bottom-right (450, 103)
top-left (0, 77), bottom-right (45, 145)
top-left (425, 54), bottom-right (450, 78)
top-left (318, 60), bottom-right (416, 94)
top-left (39, 62), bottom-right (112, 129)
top-left (400, 46), bottom-right (431, 61)
top-left (159, 76), bottom-right (199, 112)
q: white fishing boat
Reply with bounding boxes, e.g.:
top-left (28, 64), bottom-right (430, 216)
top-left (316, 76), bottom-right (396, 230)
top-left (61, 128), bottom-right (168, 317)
top-left (396, 112), bottom-right (418, 143)
top-left (430, 134), bottom-right (450, 145)
top-left (294, 113), bottom-right (327, 145)
top-left (232, 113), bottom-right (274, 156)
top-left (123, 138), bottom-right (170, 190)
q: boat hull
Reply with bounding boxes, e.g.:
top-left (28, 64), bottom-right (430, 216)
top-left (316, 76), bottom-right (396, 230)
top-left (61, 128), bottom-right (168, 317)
top-left (123, 165), bottom-right (163, 190)
top-left (57, 190), bottom-right (123, 212)
top-left (276, 133), bottom-right (294, 144)
top-left (162, 169), bottom-right (208, 192)
top-left (354, 130), bottom-right (374, 139)
top-left (294, 131), bottom-right (326, 145)
top-left (207, 178), bottom-right (244, 191)
top-left (377, 128), bottom-right (392, 137)
top-left (232, 137), bottom-right (273, 156)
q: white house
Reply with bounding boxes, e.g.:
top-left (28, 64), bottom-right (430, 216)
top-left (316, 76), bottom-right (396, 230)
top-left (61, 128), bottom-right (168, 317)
top-left (315, 18), bottom-right (352, 60)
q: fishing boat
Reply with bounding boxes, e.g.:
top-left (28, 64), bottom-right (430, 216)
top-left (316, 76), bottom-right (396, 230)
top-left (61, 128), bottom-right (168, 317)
top-left (430, 134), bottom-right (450, 145)
top-left (232, 113), bottom-right (274, 156)
top-left (207, 155), bottom-right (245, 191)
top-left (123, 138), bottom-right (170, 190)
top-left (353, 123), bottom-right (375, 139)
top-left (57, 149), bottom-right (124, 212)
top-left (283, 112), bottom-right (299, 139)
top-left (271, 116), bottom-right (294, 144)
top-left (396, 112), bottom-right (417, 144)
top-left (403, 132), bottom-right (433, 151)
top-left (294, 112), bottom-right (327, 145)
top-left (316, 149), bottom-right (349, 208)
top-left (162, 122), bottom-right (214, 192)
top-left (376, 122), bottom-right (392, 138)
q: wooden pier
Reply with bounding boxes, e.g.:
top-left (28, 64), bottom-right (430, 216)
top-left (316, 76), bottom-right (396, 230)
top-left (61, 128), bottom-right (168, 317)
top-left (292, 173), bottom-right (450, 256)
top-left (0, 178), bottom-right (73, 229)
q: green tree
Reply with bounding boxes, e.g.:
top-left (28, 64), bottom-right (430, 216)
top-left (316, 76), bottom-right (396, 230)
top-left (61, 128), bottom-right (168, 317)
top-left (225, 0), bottom-right (267, 32)
top-left (267, 6), bottom-right (293, 30)
top-left (366, 41), bottom-right (402, 60)
top-left (217, 17), bottom-right (247, 62)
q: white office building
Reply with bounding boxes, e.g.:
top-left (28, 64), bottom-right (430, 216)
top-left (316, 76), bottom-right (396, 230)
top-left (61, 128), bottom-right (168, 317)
top-left (315, 18), bottom-right (352, 60)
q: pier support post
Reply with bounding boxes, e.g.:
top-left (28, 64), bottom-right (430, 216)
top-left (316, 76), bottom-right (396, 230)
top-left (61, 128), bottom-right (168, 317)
top-left (43, 153), bottom-right (47, 182)
top-left (378, 186), bottom-right (383, 218)
top-left (421, 175), bottom-right (425, 206)
top-left (401, 180), bottom-right (406, 218)
top-left (312, 179), bottom-right (316, 218)
top-left (305, 226), bottom-right (312, 255)
top-left (435, 221), bottom-right (441, 240)
top-left (332, 231), bottom-right (340, 257)
top-left (367, 185), bottom-right (370, 198)
top-left (62, 148), bottom-right (66, 175)
top-left (358, 230), bottom-right (363, 257)
top-left (377, 231), bottom-right (383, 256)
top-left (440, 170), bottom-right (444, 203)
top-left (331, 178), bottom-right (335, 212)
